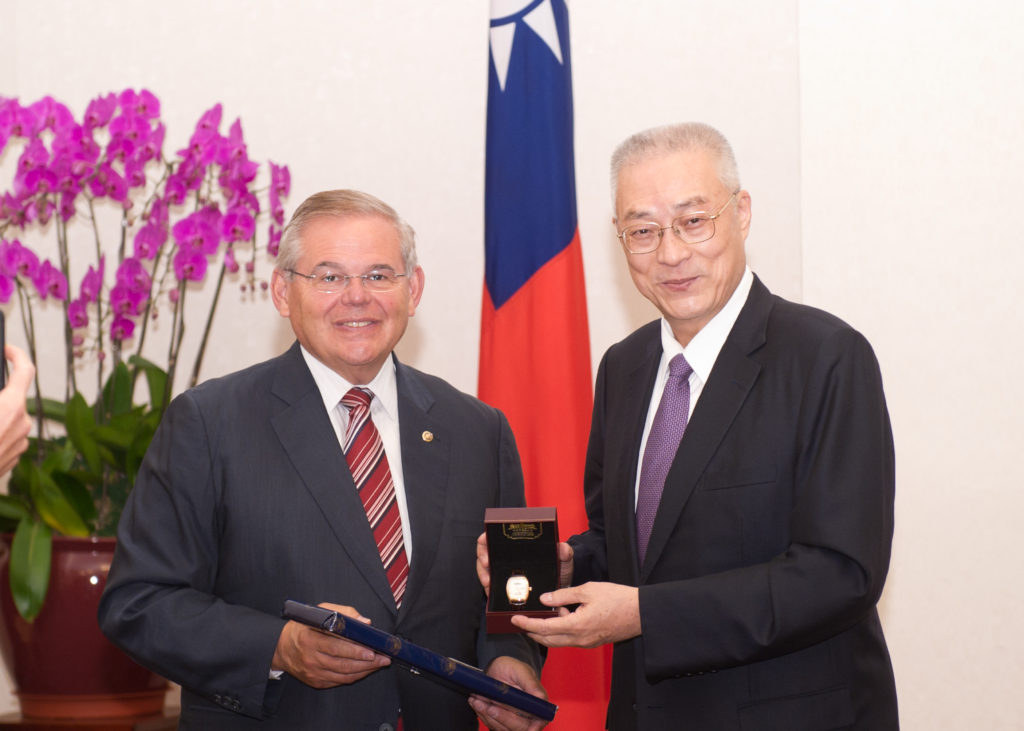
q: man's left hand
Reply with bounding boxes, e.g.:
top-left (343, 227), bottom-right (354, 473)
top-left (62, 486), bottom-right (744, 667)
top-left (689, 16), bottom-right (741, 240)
top-left (470, 656), bottom-right (549, 731)
top-left (511, 582), bottom-right (641, 648)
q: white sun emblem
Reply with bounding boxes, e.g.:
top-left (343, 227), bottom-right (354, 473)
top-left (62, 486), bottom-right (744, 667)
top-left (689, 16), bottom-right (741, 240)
top-left (489, 0), bottom-right (564, 91)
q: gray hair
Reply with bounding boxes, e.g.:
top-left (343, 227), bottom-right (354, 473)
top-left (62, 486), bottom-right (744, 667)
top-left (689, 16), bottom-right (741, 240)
top-left (277, 189), bottom-right (418, 274)
top-left (610, 122), bottom-right (741, 205)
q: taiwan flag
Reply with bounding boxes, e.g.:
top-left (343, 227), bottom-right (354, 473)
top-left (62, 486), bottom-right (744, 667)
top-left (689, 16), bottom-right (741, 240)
top-left (480, 1), bottom-right (608, 727)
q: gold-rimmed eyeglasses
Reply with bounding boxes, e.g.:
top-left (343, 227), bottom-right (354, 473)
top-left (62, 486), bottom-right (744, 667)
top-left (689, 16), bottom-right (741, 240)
top-left (285, 268), bottom-right (409, 293)
top-left (616, 191), bottom-right (739, 254)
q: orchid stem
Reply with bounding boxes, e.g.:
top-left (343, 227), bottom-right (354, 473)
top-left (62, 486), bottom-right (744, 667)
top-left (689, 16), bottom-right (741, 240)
top-left (189, 258), bottom-right (228, 389)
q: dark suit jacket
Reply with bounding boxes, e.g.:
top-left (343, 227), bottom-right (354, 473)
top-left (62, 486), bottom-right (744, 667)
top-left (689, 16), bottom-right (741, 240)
top-left (99, 343), bottom-right (539, 730)
top-left (570, 276), bottom-right (898, 730)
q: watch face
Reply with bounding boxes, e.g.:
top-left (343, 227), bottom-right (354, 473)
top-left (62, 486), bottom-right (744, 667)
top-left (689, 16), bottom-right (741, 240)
top-left (506, 574), bottom-right (532, 606)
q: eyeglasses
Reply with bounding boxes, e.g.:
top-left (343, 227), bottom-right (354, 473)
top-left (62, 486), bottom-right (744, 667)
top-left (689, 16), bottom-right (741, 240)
top-left (285, 268), bottom-right (409, 293)
top-left (617, 192), bottom-right (739, 254)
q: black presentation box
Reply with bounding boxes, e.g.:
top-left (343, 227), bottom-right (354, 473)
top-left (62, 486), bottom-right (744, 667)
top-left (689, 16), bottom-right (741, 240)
top-left (484, 507), bottom-right (559, 633)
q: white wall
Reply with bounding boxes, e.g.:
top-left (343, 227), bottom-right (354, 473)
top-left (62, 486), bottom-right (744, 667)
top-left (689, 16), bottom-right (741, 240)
top-left (1, 1), bottom-right (1020, 727)
top-left (799, 2), bottom-right (1024, 727)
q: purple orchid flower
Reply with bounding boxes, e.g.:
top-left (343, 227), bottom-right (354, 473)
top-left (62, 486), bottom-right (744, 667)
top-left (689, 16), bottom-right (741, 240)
top-left (173, 206), bottom-right (222, 254)
top-left (58, 191), bottom-right (77, 222)
top-left (23, 197), bottom-right (56, 226)
top-left (136, 122), bottom-right (165, 163)
top-left (110, 284), bottom-right (147, 316)
top-left (0, 97), bottom-right (17, 151)
top-left (22, 166), bottom-right (58, 195)
top-left (79, 257), bottom-right (105, 303)
top-left (165, 153), bottom-right (206, 205)
top-left (0, 273), bottom-right (14, 304)
top-left (119, 88), bottom-right (160, 120)
top-left (133, 222), bottom-right (167, 260)
top-left (183, 104), bottom-right (223, 164)
top-left (29, 96), bottom-right (74, 132)
top-left (31, 260), bottom-right (68, 301)
top-left (67, 298), bottom-right (89, 328)
top-left (115, 257), bottom-right (152, 292)
top-left (221, 205), bottom-right (255, 243)
top-left (16, 138), bottom-right (49, 180)
top-left (84, 93), bottom-right (117, 130)
top-left (1, 193), bottom-right (27, 228)
top-left (7, 101), bottom-right (41, 139)
top-left (173, 248), bottom-right (208, 282)
top-left (107, 114), bottom-right (152, 161)
top-left (4, 239), bottom-right (40, 279)
top-left (224, 246), bottom-right (240, 274)
top-left (87, 163), bottom-right (129, 207)
top-left (110, 314), bottom-right (136, 342)
top-left (216, 118), bottom-right (247, 167)
top-left (267, 224), bottom-right (282, 257)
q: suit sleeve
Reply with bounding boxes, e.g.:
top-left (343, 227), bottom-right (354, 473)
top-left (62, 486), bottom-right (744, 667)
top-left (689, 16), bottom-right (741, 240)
top-left (567, 352), bottom-right (612, 585)
top-left (98, 390), bottom-right (285, 720)
top-left (640, 328), bottom-right (895, 680)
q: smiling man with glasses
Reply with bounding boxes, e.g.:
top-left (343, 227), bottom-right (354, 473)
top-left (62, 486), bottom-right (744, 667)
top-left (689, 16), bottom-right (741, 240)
top-left (483, 123), bottom-right (899, 729)
top-left (100, 189), bottom-right (548, 731)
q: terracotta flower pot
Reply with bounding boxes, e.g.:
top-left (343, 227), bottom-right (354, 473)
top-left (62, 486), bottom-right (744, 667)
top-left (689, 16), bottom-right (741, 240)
top-left (0, 535), bottom-right (168, 720)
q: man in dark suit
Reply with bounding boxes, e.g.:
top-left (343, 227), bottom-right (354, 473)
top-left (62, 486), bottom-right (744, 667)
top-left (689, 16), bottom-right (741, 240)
top-left (479, 123), bottom-right (898, 729)
top-left (99, 190), bottom-right (547, 730)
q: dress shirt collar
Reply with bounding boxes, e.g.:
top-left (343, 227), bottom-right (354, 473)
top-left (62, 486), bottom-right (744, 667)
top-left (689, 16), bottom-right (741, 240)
top-left (659, 266), bottom-right (754, 383)
top-left (299, 346), bottom-right (399, 420)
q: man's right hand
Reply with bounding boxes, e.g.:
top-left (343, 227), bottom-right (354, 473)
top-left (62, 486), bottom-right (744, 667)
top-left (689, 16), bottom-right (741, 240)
top-left (0, 344), bottom-right (34, 475)
top-left (271, 602), bottom-right (391, 688)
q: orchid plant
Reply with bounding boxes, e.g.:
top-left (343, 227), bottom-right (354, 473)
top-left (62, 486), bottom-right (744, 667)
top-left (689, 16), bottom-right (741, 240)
top-left (0, 90), bottom-right (290, 620)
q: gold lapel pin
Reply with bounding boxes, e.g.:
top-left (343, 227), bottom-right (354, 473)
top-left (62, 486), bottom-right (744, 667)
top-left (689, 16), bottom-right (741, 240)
top-left (422, 430), bottom-right (434, 442)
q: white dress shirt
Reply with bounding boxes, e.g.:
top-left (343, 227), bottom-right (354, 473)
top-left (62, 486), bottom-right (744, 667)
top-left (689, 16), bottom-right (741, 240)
top-left (634, 267), bottom-right (754, 506)
top-left (300, 347), bottom-right (413, 563)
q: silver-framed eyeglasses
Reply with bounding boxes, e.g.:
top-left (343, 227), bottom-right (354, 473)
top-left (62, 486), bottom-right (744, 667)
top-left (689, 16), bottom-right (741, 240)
top-left (286, 267), bottom-right (409, 293)
top-left (617, 191), bottom-right (739, 254)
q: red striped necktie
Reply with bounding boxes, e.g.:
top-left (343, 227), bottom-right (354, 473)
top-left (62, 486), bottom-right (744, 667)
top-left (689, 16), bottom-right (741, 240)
top-left (341, 388), bottom-right (409, 608)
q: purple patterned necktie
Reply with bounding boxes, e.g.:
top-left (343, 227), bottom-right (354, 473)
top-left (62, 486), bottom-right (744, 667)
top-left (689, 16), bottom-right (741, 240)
top-left (636, 354), bottom-right (693, 565)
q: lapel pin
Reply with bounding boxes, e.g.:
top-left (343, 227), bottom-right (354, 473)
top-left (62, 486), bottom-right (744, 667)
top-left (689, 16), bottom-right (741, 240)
top-left (422, 430), bottom-right (434, 442)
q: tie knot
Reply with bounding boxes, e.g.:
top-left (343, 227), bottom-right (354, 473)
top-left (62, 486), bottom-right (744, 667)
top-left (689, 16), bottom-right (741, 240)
top-left (341, 387), bottom-right (373, 412)
top-left (668, 353), bottom-right (693, 380)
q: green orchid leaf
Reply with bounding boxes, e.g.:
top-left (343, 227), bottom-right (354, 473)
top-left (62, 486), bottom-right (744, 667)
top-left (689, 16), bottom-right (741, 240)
top-left (51, 473), bottom-right (97, 528)
top-left (64, 392), bottom-right (101, 474)
top-left (10, 519), bottom-right (52, 622)
top-left (129, 355), bottom-right (168, 416)
top-left (99, 408), bottom-right (147, 445)
top-left (100, 361), bottom-right (134, 418)
top-left (125, 413), bottom-right (160, 484)
top-left (28, 463), bottom-right (90, 537)
top-left (93, 423), bottom-right (131, 448)
top-left (96, 471), bottom-right (134, 537)
top-left (41, 440), bottom-right (78, 474)
top-left (96, 444), bottom-right (119, 471)
top-left (27, 397), bottom-right (70, 424)
top-left (0, 495), bottom-right (31, 528)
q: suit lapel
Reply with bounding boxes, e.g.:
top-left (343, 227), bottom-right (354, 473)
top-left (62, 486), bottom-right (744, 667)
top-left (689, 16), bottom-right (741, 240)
top-left (270, 344), bottom-right (398, 611)
top-left (393, 361), bottom-right (450, 620)
top-left (611, 334), bottom-right (662, 585)
top-left (641, 279), bottom-right (772, 580)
